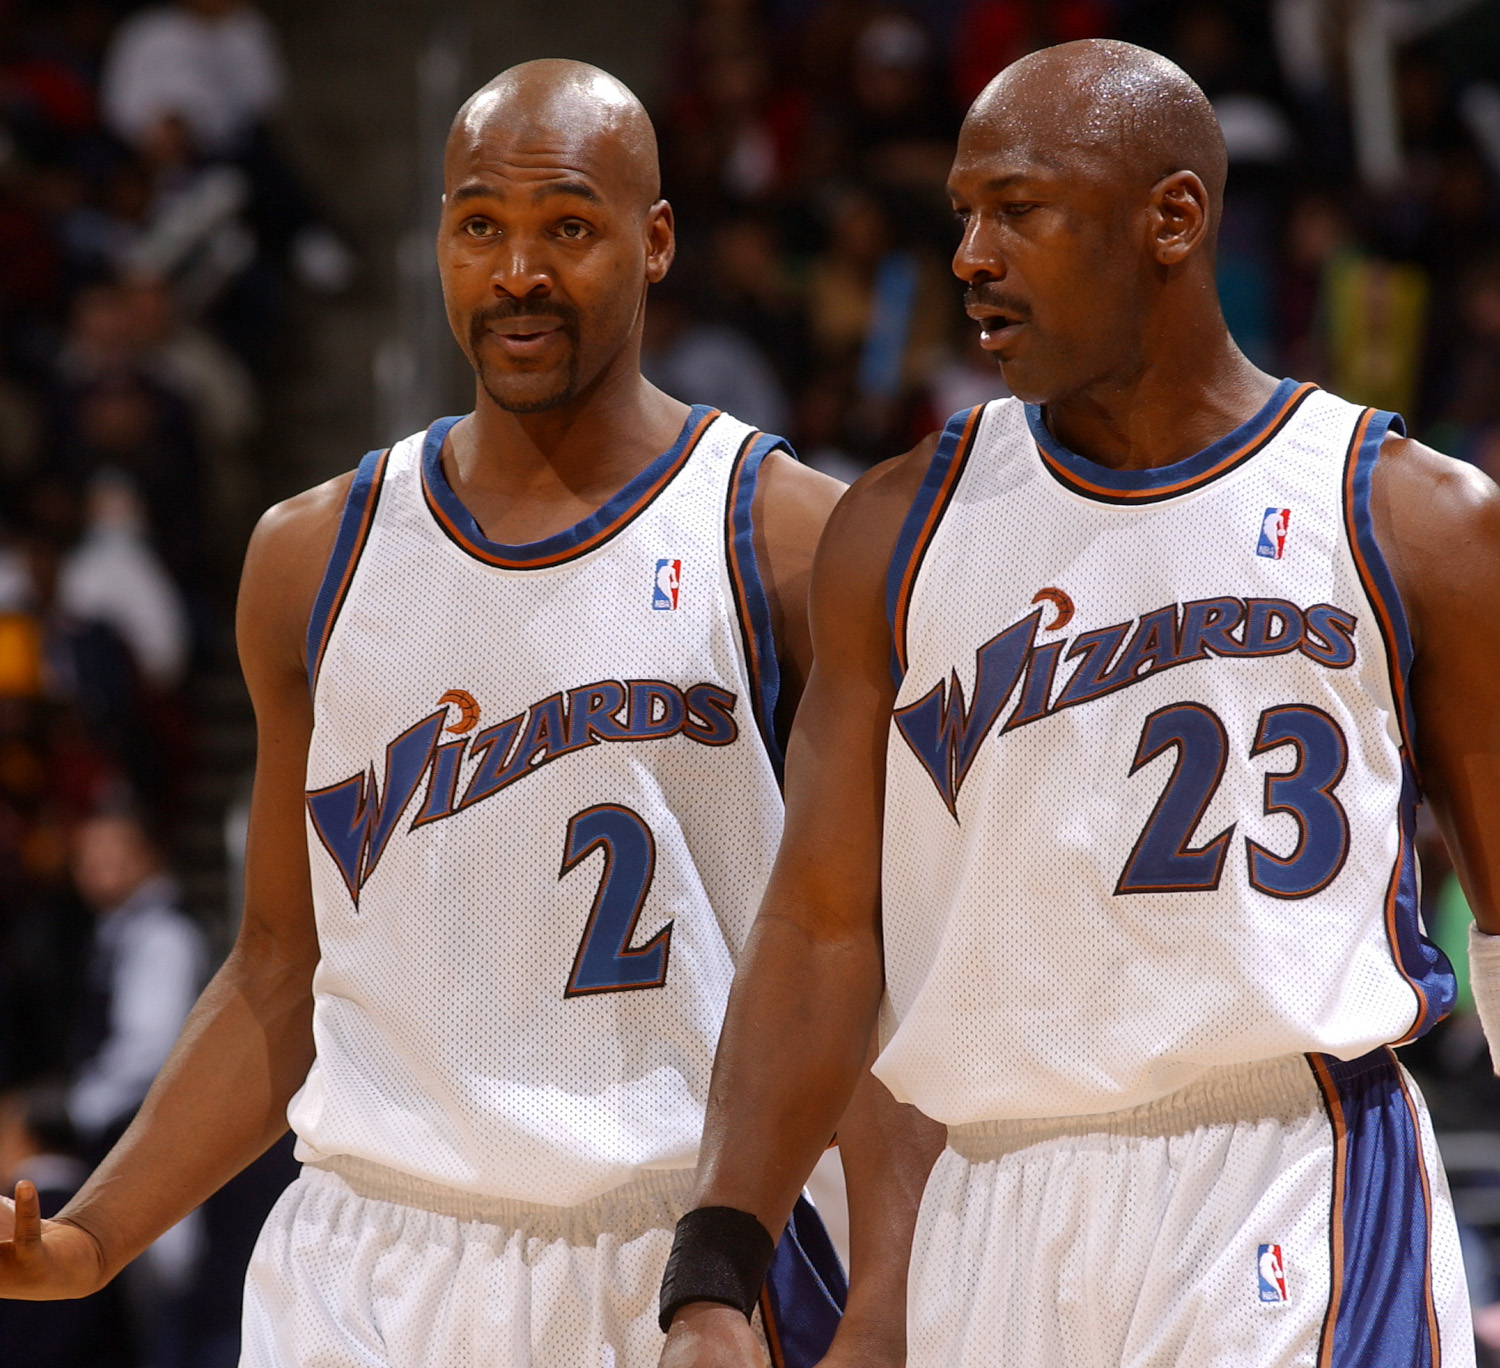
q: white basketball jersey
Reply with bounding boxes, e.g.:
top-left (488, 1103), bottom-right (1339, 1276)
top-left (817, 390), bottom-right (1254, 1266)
top-left (291, 406), bottom-right (786, 1205)
top-left (875, 381), bottom-right (1456, 1126)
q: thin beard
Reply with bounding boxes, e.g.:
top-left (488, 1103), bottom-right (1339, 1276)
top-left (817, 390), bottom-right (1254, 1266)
top-left (478, 355), bottom-right (580, 414)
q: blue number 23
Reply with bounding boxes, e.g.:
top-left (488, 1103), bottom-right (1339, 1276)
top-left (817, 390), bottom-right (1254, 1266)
top-left (1116, 702), bottom-right (1350, 900)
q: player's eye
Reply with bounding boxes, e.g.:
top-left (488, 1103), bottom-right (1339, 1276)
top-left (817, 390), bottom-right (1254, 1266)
top-left (555, 219), bottom-right (591, 241)
top-left (462, 217), bottom-right (498, 239)
top-left (1002, 202), bottom-right (1039, 219)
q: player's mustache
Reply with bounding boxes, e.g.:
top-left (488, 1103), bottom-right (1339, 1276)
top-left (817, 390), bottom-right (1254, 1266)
top-left (470, 299), bottom-right (581, 339)
top-left (964, 286), bottom-right (1032, 322)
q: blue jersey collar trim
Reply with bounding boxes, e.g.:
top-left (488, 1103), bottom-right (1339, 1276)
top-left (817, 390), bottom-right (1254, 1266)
top-left (420, 404), bottom-right (716, 568)
top-left (1025, 378), bottom-right (1307, 501)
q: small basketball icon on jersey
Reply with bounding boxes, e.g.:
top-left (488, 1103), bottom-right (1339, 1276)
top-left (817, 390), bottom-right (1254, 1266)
top-left (1256, 508), bottom-right (1291, 560)
top-left (653, 558), bottom-right (682, 610)
top-left (1257, 1244), bottom-right (1288, 1303)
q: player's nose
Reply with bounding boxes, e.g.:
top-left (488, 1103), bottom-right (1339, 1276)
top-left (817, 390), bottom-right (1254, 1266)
top-left (489, 243), bottom-right (553, 299)
top-left (952, 220), bottom-right (1008, 287)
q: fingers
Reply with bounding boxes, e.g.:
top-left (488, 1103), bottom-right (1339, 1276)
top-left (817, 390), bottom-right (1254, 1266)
top-left (10, 1181), bottom-right (41, 1254)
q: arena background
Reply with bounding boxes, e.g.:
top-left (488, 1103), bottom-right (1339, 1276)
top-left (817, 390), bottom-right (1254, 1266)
top-left (1, 0), bottom-right (1499, 1363)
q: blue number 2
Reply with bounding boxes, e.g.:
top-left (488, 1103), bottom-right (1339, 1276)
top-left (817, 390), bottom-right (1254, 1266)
top-left (561, 805), bottom-right (672, 997)
top-left (1115, 704), bottom-right (1235, 894)
top-left (1116, 702), bottom-right (1350, 899)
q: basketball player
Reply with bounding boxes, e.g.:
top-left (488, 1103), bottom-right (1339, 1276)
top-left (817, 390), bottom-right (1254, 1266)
top-left (0, 61), bottom-right (938, 1367)
top-left (658, 40), bottom-right (1500, 1367)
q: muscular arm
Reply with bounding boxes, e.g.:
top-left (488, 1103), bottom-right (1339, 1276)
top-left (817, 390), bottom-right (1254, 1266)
top-left (0, 474), bottom-right (351, 1297)
top-left (666, 443), bottom-right (945, 1363)
top-left (1373, 437), bottom-right (1500, 932)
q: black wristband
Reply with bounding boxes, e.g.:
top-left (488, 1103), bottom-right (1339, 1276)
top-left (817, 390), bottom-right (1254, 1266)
top-left (658, 1205), bottom-right (776, 1331)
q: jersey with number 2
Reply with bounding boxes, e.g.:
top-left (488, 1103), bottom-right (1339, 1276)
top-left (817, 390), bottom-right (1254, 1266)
top-left (875, 381), bottom-right (1455, 1126)
top-left (292, 406), bottom-right (786, 1205)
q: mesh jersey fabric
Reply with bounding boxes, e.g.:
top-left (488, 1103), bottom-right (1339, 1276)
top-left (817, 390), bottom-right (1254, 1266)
top-left (292, 407), bottom-right (786, 1205)
top-left (876, 383), bottom-right (1455, 1125)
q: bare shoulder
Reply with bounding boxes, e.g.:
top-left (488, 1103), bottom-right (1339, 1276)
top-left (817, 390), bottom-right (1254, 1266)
top-left (814, 433), bottom-right (940, 599)
top-left (1375, 434), bottom-right (1500, 523)
top-left (237, 470), bottom-right (357, 683)
top-left (1372, 435), bottom-right (1500, 646)
top-left (800, 432), bottom-right (942, 686)
top-left (755, 450), bottom-right (846, 571)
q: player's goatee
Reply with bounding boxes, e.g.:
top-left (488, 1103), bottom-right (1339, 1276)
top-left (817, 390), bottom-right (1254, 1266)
top-left (469, 297), bottom-right (582, 413)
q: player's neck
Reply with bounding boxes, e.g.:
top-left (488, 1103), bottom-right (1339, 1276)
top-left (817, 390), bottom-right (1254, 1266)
top-left (444, 368), bottom-right (691, 545)
top-left (1041, 320), bottom-right (1280, 474)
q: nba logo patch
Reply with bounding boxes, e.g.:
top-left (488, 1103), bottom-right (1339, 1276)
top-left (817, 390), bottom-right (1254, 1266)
top-left (1256, 508), bottom-right (1291, 560)
top-left (653, 558), bottom-right (682, 610)
top-left (1257, 1244), bottom-right (1288, 1303)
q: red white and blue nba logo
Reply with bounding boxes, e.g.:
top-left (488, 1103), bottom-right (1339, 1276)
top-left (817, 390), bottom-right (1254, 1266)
top-left (1256, 508), bottom-right (1291, 560)
top-left (653, 558), bottom-right (682, 610)
top-left (1257, 1244), bottom-right (1288, 1303)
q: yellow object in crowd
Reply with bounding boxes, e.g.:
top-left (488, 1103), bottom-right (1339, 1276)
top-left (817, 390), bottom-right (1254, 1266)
top-left (0, 613), bottom-right (43, 698)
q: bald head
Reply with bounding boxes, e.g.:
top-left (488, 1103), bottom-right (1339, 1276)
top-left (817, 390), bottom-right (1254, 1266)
top-left (967, 39), bottom-right (1225, 222)
top-left (948, 41), bottom-right (1237, 405)
top-left (448, 59), bottom-right (660, 212)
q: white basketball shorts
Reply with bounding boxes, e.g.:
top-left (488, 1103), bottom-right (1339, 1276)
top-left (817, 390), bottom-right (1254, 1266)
top-left (908, 1048), bottom-right (1472, 1368)
top-left (241, 1158), bottom-right (694, 1368)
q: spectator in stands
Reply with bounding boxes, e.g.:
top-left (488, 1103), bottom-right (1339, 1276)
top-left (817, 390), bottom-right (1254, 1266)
top-left (641, 275), bottom-right (790, 434)
top-left (51, 318), bottom-right (205, 582)
top-left (59, 472), bottom-right (191, 694)
top-left (66, 810), bottom-right (208, 1361)
top-left (706, 213), bottom-right (812, 392)
top-left (66, 810), bottom-right (206, 1156)
top-left (100, 0), bottom-right (352, 315)
top-left (805, 182), bottom-right (949, 457)
top-left (839, 11), bottom-right (956, 189)
top-left (99, 0), bottom-right (283, 161)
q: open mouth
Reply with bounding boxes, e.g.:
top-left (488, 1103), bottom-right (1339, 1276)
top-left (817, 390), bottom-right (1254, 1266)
top-left (966, 303), bottom-right (1028, 350)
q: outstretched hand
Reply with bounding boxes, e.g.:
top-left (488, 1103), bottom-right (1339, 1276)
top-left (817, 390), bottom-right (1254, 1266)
top-left (0, 1181), bottom-right (107, 1300)
top-left (658, 1302), bottom-right (769, 1368)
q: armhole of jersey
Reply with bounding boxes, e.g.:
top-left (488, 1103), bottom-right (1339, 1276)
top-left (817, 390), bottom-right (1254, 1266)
top-left (726, 430), bottom-right (791, 781)
top-left (1341, 407), bottom-right (1453, 1040)
top-left (885, 405), bottom-right (984, 687)
top-left (306, 447), bottom-right (389, 696)
top-left (1340, 407), bottom-right (1414, 756)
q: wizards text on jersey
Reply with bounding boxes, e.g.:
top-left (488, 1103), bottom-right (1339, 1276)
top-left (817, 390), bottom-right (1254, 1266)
top-left (896, 595), bottom-right (1356, 817)
top-left (308, 679), bottom-right (739, 907)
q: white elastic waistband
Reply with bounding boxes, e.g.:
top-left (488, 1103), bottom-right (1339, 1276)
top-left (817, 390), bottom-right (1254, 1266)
top-left (946, 1053), bottom-right (1326, 1161)
top-left (303, 1154), bottom-right (696, 1238)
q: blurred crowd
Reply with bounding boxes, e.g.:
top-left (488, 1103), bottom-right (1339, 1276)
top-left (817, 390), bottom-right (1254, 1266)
top-left (0, 0), bottom-right (1499, 1363)
top-left (643, 0), bottom-right (1500, 484)
top-left (0, 0), bottom-right (341, 1362)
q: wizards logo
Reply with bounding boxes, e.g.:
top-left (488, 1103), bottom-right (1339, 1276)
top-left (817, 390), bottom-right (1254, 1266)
top-left (307, 678), bottom-right (739, 907)
top-left (895, 591), bottom-right (1358, 817)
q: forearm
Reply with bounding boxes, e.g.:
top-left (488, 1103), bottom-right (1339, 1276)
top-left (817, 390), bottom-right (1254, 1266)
top-left (694, 907), bottom-right (884, 1239)
top-left (58, 938), bottom-right (314, 1283)
top-left (828, 1050), bottom-right (945, 1355)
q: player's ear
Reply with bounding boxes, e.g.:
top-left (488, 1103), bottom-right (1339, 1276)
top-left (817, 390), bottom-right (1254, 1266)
top-left (645, 200), bottom-right (675, 284)
top-left (1147, 171), bottom-right (1209, 267)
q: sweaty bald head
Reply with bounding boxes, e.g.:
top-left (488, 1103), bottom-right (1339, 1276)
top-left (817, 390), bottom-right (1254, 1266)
top-left (965, 39), bottom-right (1225, 229)
top-left (447, 59), bottom-right (660, 213)
top-left (948, 41), bottom-right (1234, 405)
